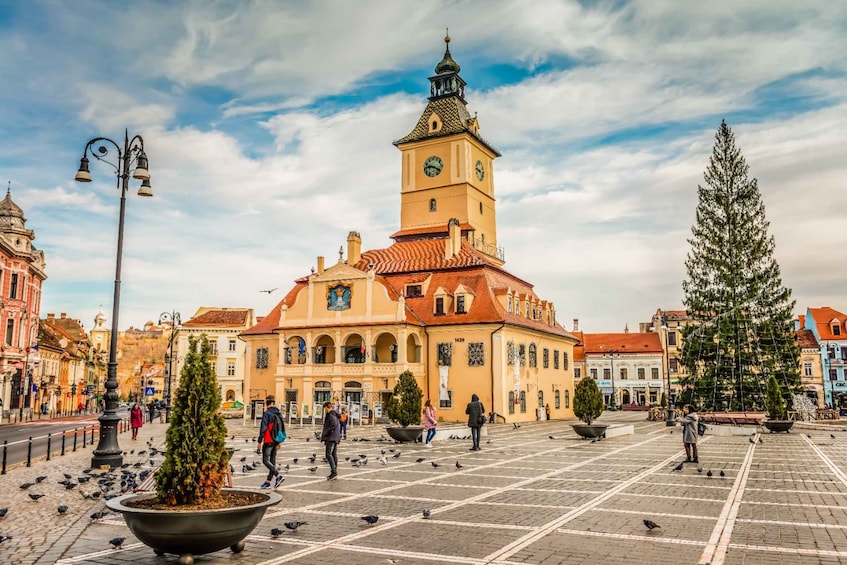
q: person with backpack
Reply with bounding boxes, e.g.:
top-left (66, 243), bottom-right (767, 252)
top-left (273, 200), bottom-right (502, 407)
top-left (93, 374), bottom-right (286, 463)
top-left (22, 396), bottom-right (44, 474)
top-left (339, 407), bottom-right (349, 440)
top-left (258, 397), bottom-right (286, 489)
top-left (675, 404), bottom-right (699, 464)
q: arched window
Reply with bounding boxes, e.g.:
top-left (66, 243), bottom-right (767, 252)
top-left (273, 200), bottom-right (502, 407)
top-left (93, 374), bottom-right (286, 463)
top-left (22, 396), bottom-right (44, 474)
top-left (528, 343), bottom-right (537, 368)
top-left (554, 390), bottom-right (561, 409)
top-left (429, 198), bottom-right (437, 212)
top-left (508, 391), bottom-right (515, 414)
top-left (538, 390), bottom-right (544, 408)
top-left (226, 390), bottom-right (235, 401)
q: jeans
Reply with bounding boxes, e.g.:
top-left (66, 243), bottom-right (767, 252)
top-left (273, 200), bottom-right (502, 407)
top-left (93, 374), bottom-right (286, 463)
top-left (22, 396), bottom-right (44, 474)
top-left (470, 426), bottom-right (481, 449)
top-left (325, 441), bottom-right (338, 475)
top-left (340, 421), bottom-right (347, 438)
top-left (425, 428), bottom-right (436, 444)
top-left (261, 442), bottom-right (279, 480)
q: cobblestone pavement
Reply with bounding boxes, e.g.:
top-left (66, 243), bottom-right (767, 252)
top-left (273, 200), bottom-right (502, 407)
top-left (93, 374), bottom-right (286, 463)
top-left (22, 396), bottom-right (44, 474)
top-left (3, 413), bottom-right (847, 564)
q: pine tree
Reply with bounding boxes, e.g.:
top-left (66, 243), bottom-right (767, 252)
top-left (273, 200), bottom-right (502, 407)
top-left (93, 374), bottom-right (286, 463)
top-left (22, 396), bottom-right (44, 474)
top-left (386, 370), bottom-right (422, 427)
top-left (155, 335), bottom-right (229, 506)
top-left (680, 120), bottom-right (800, 411)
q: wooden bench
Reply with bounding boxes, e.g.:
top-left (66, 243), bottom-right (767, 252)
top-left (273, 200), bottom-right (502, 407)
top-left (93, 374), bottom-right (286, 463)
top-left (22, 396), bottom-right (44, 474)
top-left (700, 412), bottom-right (766, 426)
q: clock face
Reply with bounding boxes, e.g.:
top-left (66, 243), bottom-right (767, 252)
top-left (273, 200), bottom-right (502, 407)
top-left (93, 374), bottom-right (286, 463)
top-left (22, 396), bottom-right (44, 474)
top-left (423, 156), bottom-right (443, 177)
top-left (475, 160), bottom-right (485, 181)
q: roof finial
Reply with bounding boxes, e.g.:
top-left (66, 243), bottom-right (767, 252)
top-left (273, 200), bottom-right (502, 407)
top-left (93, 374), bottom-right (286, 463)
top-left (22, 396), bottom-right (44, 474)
top-left (445, 28), bottom-right (450, 45)
top-left (6, 181), bottom-right (10, 196)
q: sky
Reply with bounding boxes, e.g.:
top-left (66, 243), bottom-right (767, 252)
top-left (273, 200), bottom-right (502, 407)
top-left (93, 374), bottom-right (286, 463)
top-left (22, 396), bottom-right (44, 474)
top-left (1, 0), bottom-right (845, 334)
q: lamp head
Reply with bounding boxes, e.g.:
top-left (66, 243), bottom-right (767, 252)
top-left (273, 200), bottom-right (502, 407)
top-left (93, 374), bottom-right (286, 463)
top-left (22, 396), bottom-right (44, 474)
top-left (75, 156), bottom-right (92, 182)
top-left (132, 151), bottom-right (150, 180)
top-left (137, 178), bottom-right (153, 197)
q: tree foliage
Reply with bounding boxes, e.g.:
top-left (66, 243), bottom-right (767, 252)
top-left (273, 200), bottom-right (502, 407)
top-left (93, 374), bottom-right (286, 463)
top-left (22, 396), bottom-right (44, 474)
top-left (573, 377), bottom-right (604, 425)
top-left (765, 374), bottom-right (787, 420)
top-left (386, 370), bottom-right (423, 427)
top-left (680, 121), bottom-right (800, 411)
top-left (155, 335), bottom-right (229, 506)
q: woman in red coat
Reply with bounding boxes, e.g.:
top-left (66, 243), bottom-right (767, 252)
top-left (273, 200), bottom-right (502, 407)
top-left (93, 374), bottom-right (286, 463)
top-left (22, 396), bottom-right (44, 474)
top-left (130, 403), bottom-right (144, 440)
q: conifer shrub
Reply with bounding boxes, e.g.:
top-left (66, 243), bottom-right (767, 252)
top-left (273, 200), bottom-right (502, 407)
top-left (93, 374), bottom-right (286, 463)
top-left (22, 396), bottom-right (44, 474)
top-left (765, 374), bottom-right (787, 421)
top-left (386, 370), bottom-right (423, 427)
top-left (573, 377), bottom-right (604, 425)
top-left (155, 335), bottom-right (229, 506)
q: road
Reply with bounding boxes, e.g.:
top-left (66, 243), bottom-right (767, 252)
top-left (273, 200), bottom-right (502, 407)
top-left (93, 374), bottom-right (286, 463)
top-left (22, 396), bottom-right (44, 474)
top-left (0, 408), bottom-right (129, 471)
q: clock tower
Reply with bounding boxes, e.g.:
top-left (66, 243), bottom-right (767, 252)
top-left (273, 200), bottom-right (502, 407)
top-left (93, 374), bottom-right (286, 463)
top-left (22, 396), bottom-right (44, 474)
top-left (393, 34), bottom-right (503, 263)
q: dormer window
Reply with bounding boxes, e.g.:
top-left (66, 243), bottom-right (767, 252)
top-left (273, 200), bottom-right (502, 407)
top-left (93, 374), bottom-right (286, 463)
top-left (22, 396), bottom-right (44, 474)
top-left (833, 322), bottom-right (842, 336)
top-left (406, 285), bottom-right (422, 298)
top-left (507, 296), bottom-right (512, 313)
top-left (435, 297), bottom-right (444, 316)
top-left (456, 295), bottom-right (466, 314)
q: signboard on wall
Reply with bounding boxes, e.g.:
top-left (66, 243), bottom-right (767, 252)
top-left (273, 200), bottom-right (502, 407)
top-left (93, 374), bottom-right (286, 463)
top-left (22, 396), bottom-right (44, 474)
top-left (374, 403), bottom-right (382, 418)
top-left (145, 387), bottom-right (155, 396)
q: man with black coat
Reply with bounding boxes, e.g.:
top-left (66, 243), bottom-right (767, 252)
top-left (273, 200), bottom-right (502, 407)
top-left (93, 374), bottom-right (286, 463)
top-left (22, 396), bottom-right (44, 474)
top-left (465, 393), bottom-right (485, 451)
top-left (321, 401), bottom-right (341, 480)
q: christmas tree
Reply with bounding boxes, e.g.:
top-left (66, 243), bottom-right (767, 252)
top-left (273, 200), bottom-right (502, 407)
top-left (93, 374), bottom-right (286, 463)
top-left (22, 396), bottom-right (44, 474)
top-left (680, 120), bottom-right (800, 411)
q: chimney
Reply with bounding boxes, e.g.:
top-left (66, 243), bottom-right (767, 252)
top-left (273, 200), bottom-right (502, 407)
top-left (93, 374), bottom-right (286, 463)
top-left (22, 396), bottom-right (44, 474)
top-left (444, 218), bottom-right (461, 260)
top-left (47, 313), bottom-right (55, 320)
top-left (60, 312), bottom-right (67, 319)
top-left (347, 231), bottom-right (362, 265)
top-left (573, 318), bottom-right (579, 331)
top-left (624, 323), bottom-right (629, 334)
top-left (317, 256), bottom-right (325, 274)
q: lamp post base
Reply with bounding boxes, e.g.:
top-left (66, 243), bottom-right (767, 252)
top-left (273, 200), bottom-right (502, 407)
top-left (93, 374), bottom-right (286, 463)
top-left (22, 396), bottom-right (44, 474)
top-left (91, 412), bottom-right (123, 468)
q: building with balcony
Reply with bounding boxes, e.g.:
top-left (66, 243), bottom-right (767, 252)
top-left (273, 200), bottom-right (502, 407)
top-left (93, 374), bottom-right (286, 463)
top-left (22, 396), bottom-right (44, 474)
top-left (240, 37), bottom-right (577, 423)
top-left (794, 327), bottom-right (822, 406)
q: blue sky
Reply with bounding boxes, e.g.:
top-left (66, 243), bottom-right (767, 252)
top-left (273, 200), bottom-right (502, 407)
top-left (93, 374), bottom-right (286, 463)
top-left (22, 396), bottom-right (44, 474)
top-left (1, 0), bottom-right (845, 332)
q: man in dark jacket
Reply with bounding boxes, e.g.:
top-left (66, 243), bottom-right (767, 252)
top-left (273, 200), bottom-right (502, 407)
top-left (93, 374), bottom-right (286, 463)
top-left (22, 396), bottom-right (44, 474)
top-left (320, 401), bottom-right (341, 480)
top-left (465, 393), bottom-right (485, 451)
top-left (257, 397), bottom-right (285, 489)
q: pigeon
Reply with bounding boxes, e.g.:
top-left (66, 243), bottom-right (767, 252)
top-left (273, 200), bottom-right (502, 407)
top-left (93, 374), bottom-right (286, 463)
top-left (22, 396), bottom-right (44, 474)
top-left (455, 461), bottom-right (463, 469)
top-left (308, 467), bottom-right (318, 473)
top-left (422, 509), bottom-right (431, 518)
top-left (431, 462), bottom-right (440, 468)
top-left (283, 464), bottom-right (290, 472)
top-left (109, 536), bottom-right (126, 549)
top-left (548, 435), bottom-right (555, 440)
top-left (345, 457), bottom-right (351, 461)
top-left (284, 521), bottom-right (307, 531)
top-left (643, 519), bottom-right (661, 531)
top-left (240, 456), bottom-right (247, 462)
top-left (64, 473), bottom-right (72, 480)
top-left (19, 482), bottom-right (34, 490)
top-left (78, 477), bottom-right (91, 483)
top-left (416, 458), bottom-right (425, 463)
top-left (749, 437), bottom-right (755, 444)
top-left (361, 515), bottom-right (379, 525)
top-left (697, 467), bottom-right (703, 473)
top-left (0, 535), bottom-right (11, 543)
top-left (0, 508), bottom-right (7, 518)
top-left (35, 476), bottom-right (47, 483)
top-left (672, 462), bottom-right (684, 472)
top-left (393, 452), bottom-right (401, 459)
top-left (28, 494), bottom-right (45, 501)
top-left (832, 434), bottom-right (837, 439)
top-left (57, 505), bottom-right (68, 514)
top-left (706, 470), bottom-right (713, 478)
top-left (758, 438), bottom-right (763, 444)
top-left (378, 457), bottom-right (387, 465)
top-left (806, 434), bottom-right (812, 438)
top-left (90, 511), bottom-right (108, 521)
top-left (64, 483), bottom-right (77, 490)
top-left (271, 527), bottom-right (284, 539)
top-left (719, 470), bottom-right (726, 478)
top-left (293, 458), bottom-right (299, 464)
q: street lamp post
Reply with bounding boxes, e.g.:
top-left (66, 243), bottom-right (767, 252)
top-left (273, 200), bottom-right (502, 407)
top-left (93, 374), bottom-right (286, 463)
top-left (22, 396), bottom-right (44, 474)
top-left (603, 348), bottom-right (620, 411)
top-left (653, 316), bottom-right (676, 426)
top-left (75, 130), bottom-right (152, 469)
top-left (158, 311), bottom-right (180, 423)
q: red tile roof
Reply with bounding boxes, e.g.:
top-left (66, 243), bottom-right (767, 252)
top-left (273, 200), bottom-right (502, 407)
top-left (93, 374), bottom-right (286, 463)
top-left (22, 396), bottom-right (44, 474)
top-left (581, 332), bottom-right (663, 355)
top-left (795, 329), bottom-right (819, 349)
top-left (183, 309), bottom-right (250, 327)
top-left (807, 307), bottom-right (847, 341)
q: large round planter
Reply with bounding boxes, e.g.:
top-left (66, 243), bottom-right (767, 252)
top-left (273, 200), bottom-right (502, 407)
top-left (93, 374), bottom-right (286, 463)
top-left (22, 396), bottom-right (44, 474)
top-left (386, 426), bottom-right (423, 443)
top-left (106, 488), bottom-right (281, 564)
top-left (571, 424), bottom-right (608, 439)
top-left (763, 420), bottom-right (794, 433)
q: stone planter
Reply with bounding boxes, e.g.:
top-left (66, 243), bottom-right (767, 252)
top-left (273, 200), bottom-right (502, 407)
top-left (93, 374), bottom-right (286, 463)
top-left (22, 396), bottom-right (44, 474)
top-left (106, 489), bottom-right (281, 564)
top-left (386, 426), bottom-right (423, 443)
top-left (571, 424), bottom-right (608, 439)
top-left (762, 420), bottom-right (794, 433)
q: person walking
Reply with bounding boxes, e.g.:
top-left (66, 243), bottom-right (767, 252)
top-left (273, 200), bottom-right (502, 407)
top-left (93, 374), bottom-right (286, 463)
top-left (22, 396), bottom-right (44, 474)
top-left (465, 393), bottom-right (485, 451)
top-left (545, 403), bottom-right (551, 420)
top-left (675, 404), bottom-right (699, 463)
top-left (129, 403), bottom-right (143, 441)
top-left (257, 397), bottom-right (286, 489)
top-left (423, 399), bottom-right (437, 448)
top-left (339, 407), bottom-right (348, 440)
top-left (321, 401), bottom-right (341, 480)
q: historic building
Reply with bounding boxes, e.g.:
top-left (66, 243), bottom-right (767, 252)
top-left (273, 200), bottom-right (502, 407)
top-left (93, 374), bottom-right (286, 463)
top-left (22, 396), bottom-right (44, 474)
top-left (176, 307), bottom-right (256, 405)
top-left (41, 313), bottom-right (93, 415)
top-left (0, 187), bottom-right (46, 420)
top-left (241, 37), bottom-right (577, 423)
top-left (794, 326), bottom-right (822, 407)
top-left (801, 307), bottom-right (847, 407)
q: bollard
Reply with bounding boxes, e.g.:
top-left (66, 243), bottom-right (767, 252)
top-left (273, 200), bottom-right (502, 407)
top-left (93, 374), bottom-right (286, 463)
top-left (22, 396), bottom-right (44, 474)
top-left (26, 436), bottom-right (32, 467)
top-left (90, 425), bottom-right (95, 444)
top-left (61, 431), bottom-right (66, 456)
top-left (82, 425), bottom-right (87, 448)
top-left (73, 428), bottom-right (78, 452)
top-left (46, 433), bottom-right (52, 461)
top-left (1, 440), bottom-right (7, 474)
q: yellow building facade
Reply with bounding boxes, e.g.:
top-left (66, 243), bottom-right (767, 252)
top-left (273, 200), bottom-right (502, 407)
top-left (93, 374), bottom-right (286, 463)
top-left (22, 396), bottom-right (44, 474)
top-left (241, 37), bottom-right (577, 423)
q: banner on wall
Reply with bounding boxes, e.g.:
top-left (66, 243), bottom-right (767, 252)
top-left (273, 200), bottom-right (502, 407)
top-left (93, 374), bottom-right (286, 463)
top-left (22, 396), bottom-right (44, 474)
top-left (439, 365), bottom-right (450, 402)
top-left (513, 347), bottom-right (521, 393)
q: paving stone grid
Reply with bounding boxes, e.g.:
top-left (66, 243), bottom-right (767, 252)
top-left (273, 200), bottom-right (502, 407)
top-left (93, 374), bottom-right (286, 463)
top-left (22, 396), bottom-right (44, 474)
top-left (2, 413), bottom-right (847, 564)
